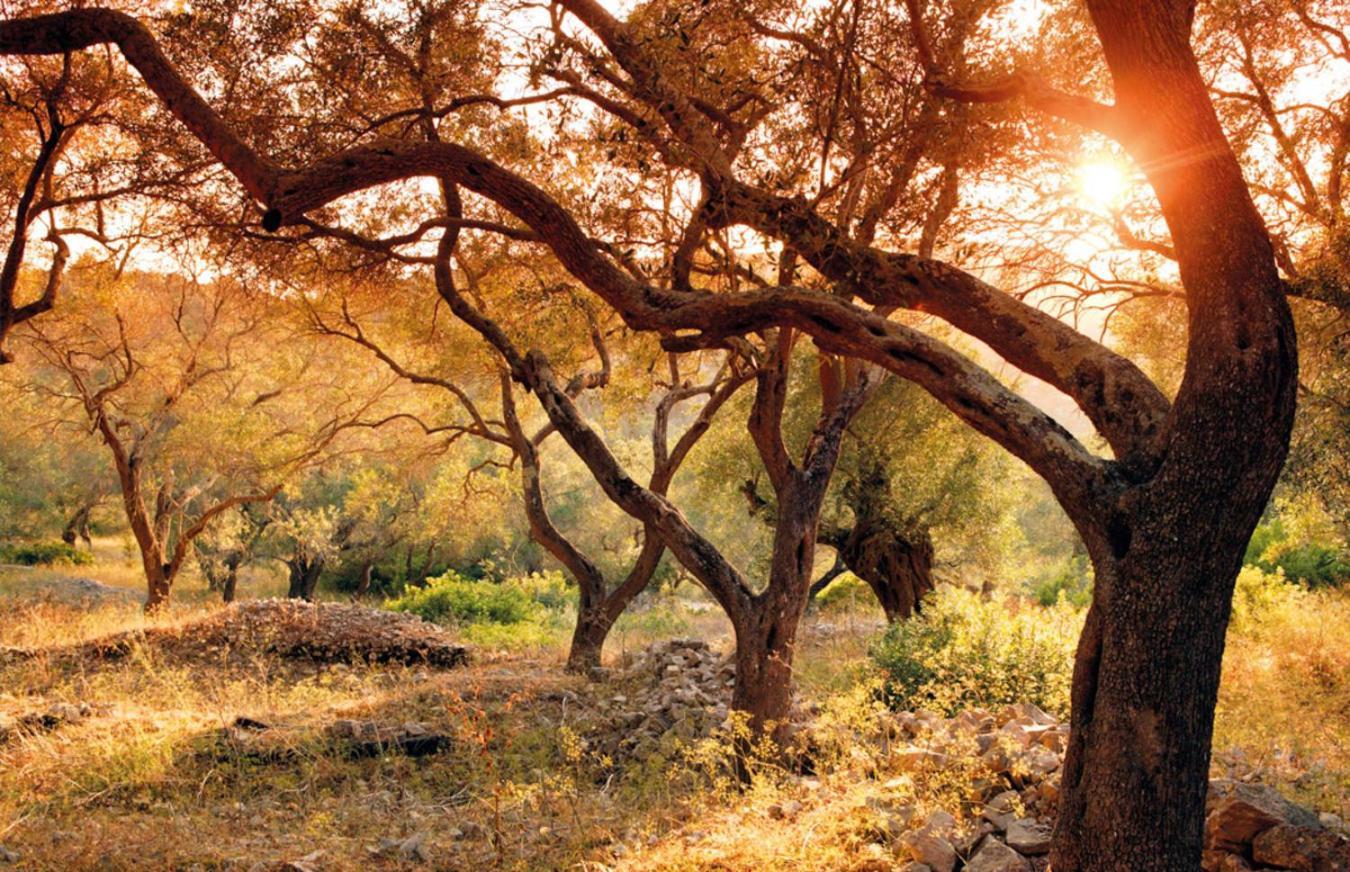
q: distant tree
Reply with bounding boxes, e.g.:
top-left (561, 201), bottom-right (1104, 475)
top-left (15, 264), bottom-right (365, 608)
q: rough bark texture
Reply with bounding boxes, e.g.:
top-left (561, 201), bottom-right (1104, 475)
top-left (835, 523), bottom-right (934, 622)
top-left (1044, 4), bottom-right (1300, 870)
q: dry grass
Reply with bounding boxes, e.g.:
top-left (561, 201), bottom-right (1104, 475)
top-left (0, 552), bottom-right (1345, 870)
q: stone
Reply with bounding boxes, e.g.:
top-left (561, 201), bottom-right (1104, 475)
top-left (981, 806), bottom-right (1014, 832)
top-left (924, 810), bottom-right (958, 837)
top-left (964, 838), bottom-right (1031, 872)
top-left (1005, 819), bottom-right (1052, 855)
top-left (896, 826), bottom-right (957, 872)
top-left (895, 747), bottom-right (952, 772)
top-left (898, 864), bottom-right (933, 872)
top-left (1205, 782), bottom-right (1322, 850)
top-left (0, 846), bottom-right (18, 864)
top-left (398, 832), bottom-right (430, 862)
top-left (1251, 823), bottom-right (1350, 872)
top-left (1201, 851), bottom-right (1252, 872)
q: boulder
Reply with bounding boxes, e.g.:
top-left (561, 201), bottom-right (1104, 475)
top-left (964, 838), bottom-right (1031, 872)
top-left (1005, 819), bottom-right (1052, 855)
top-left (896, 825), bottom-right (957, 872)
top-left (1205, 781), bottom-right (1322, 851)
top-left (1251, 823), bottom-right (1350, 872)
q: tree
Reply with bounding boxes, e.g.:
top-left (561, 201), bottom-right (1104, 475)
top-left (736, 370), bottom-right (1017, 621)
top-left (306, 255), bottom-right (752, 671)
top-left (0, 3), bottom-right (1305, 866)
top-left (15, 262), bottom-right (365, 609)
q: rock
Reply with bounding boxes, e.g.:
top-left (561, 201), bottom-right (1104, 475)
top-left (767, 800), bottom-right (802, 820)
top-left (1005, 819), bottom-right (1052, 855)
top-left (964, 838), bottom-right (1031, 872)
top-left (1201, 850), bottom-right (1254, 872)
top-left (1251, 823), bottom-right (1350, 871)
top-left (398, 832), bottom-right (430, 862)
top-left (997, 703), bottom-right (1056, 727)
top-left (924, 810), bottom-right (957, 837)
top-left (1037, 728), bottom-right (1068, 754)
top-left (895, 747), bottom-right (952, 772)
top-left (1205, 782), bottom-right (1322, 851)
top-left (1321, 813), bottom-right (1345, 832)
top-left (981, 806), bottom-right (1013, 832)
top-left (897, 825), bottom-right (957, 872)
top-left (898, 864), bottom-right (933, 872)
top-left (0, 845), bottom-right (18, 863)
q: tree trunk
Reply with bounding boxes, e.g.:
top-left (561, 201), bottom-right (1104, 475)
top-left (566, 608), bottom-right (609, 673)
top-left (838, 523), bottom-right (934, 621)
top-left (221, 564), bottom-right (239, 603)
top-left (564, 533), bottom-right (665, 674)
top-left (1046, 4), bottom-right (1301, 868)
top-left (730, 484), bottom-right (818, 746)
top-left (286, 557), bottom-right (324, 601)
top-left (353, 560), bottom-right (375, 599)
top-left (144, 561), bottom-right (173, 612)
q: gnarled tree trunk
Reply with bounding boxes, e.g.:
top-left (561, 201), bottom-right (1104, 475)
top-left (1047, 4), bottom-right (1300, 868)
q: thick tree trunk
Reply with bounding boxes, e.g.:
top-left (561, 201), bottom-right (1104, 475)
top-left (838, 524), bottom-right (934, 621)
top-left (730, 483), bottom-right (819, 746)
top-left (286, 557), bottom-right (324, 601)
top-left (1045, 4), bottom-right (1301, 868)
top-left (566, 608), bottom-right (609, 673)
top-left (144, 561), bottom-right (173, 612)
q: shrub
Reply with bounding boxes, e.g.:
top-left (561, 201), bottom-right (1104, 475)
top-left (815, 572), bottom-right (872, 611)
top-left (1228, 565), bottom-right (1309, 637)
top-left (509, 570), bottom-right (576, 611)
top-left (1245, 498), bottom-right (1349, 589)
top-left (0, 540), bottom-right (94, 566)
top-left (1028, 554), bottom-right (1093, 607)
top-left (385, 571), bottom-right (540, 625)
top-left (870, 586), bottom-right (1081, 718)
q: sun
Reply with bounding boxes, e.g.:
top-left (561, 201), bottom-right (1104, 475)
top-left (1077, 157), bottom-right (1131, 210)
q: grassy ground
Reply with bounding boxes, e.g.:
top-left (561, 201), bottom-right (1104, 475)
top-left (0, 548), bottom-right (1345, 870)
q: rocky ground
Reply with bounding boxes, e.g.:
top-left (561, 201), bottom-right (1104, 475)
top-left (1, 599), bottom-right (470, 669)
top-left (0, 629), bottom-right (1344, 870)
top-left (574, 639), bottom-right (1349, 872)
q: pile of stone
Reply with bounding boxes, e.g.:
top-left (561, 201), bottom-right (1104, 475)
top-left (1204, 779), bottom-right (1349, 871)
top-left (0, 701), bottom-right (96, 745)
top-left (38, 599), bottom-right (471, 668)
top-left (217, 715), bottom-right (451, 762)
top-left (864, 703), bottom-right (1347, 872)
top-left (584, 639), bottom-right (734, 764)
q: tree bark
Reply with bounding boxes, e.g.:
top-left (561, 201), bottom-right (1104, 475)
top-left (353, 559), bottom-right (375, 600)
top-left (730, 481), bottom-right (819, 745)
top-left (837, 523), bottom-right (934, 622)
top-left (286, 557), bottom-right (324, 601)
top-left (1046, 4), bottom-right (1300, 869)
top-left (221, 563), bottom-right (239, 604)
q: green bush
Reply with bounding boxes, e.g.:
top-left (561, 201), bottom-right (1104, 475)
top-left (1245, 503), bottom-right (1349, 589)
top-left (815, 572), bottom-right (873, 611)
top-left (1229, 565), bottom-right (1309, 636)
top-left (509, 570), bottom-right (576, 611)
top-left (385, 571), bottom-right (540, 625)
top-left (0, 540), bottom-right (94, 566)
top-left (1028, 554), bottom-right (1093, 607)
top-left (870, 586), bottom-right (1081, 718)
top-left (383, 568), bottom-right (577, 627)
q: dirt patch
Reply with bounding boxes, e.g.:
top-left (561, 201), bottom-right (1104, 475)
top-left (6, 599), bottom-right (470, 668)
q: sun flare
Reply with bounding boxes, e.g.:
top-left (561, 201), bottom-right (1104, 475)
top-left (1078, 158), bottom-right (1131, 209)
